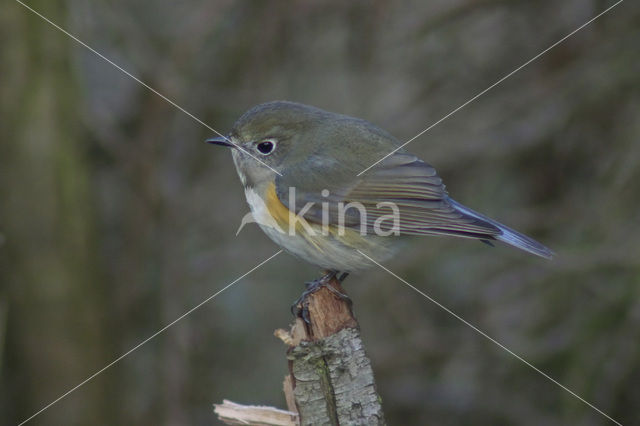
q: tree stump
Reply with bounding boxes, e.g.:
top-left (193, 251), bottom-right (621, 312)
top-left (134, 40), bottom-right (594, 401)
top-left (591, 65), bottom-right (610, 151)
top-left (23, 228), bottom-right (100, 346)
top-left (280, 275), bottom-right (386, 426)
top-left (215, 275), bottom-right (385, 425)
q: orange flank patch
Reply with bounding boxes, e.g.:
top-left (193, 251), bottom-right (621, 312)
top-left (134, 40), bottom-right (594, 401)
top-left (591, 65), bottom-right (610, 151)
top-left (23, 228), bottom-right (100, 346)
top-left (264, 182), bottom-right (294, 230)
top-left (262, 182), bottom-right (369, 252)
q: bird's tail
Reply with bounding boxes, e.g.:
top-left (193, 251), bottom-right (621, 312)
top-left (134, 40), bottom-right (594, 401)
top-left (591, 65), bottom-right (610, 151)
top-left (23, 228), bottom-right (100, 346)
top-left (448, 198), bottom-right (554, 259)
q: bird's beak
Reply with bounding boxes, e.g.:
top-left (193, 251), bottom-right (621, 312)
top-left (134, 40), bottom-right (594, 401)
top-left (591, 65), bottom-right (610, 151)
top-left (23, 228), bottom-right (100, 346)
top-left (205, 136), bottom-right (234, 148)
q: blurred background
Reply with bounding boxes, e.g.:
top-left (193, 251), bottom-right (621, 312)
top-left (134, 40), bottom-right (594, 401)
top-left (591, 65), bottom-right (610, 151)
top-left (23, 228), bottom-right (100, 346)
top-left (2, 0), bottom-right (639, 424)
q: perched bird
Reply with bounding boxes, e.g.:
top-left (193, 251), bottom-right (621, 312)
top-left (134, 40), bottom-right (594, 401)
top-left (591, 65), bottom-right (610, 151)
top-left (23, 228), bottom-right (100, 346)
top-left (207, 101), bottom-right (552, 298)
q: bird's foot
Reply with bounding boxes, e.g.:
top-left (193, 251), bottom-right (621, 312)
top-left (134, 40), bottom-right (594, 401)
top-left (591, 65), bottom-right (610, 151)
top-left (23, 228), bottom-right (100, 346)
top-left (291, 271), bottom-right (352, 324)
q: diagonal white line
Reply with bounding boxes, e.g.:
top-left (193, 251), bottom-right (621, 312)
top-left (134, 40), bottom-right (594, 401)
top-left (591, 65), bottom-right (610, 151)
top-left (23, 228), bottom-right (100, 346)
top-left (357, 0), bottom-right (624, 176)
top-left (14, 0), bottom-right (282, 177)
top-left (18, 250), bottom-right (283, 426)
top-left (357, 250), bottom-right (622, 425)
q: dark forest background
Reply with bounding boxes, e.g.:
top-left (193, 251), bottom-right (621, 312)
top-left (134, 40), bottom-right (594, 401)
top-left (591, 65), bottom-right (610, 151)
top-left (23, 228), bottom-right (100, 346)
top-left (2, 0), bottom-right (639, 424)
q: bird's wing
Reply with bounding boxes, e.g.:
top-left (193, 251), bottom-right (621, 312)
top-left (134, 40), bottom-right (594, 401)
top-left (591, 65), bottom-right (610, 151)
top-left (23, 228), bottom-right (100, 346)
top-left (275, 150), bottom-right (501, 238)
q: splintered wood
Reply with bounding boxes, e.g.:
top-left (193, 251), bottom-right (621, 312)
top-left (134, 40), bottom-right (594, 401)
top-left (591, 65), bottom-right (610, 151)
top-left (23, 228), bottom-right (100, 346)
top-left (214, 400), bottom-right (297, 426)
top-left (298, 278), bottom-right (358, 340)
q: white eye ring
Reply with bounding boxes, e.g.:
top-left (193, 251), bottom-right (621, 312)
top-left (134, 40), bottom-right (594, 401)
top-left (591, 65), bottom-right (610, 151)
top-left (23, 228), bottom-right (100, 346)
top-left (256, 139), bottom-right (276, 155)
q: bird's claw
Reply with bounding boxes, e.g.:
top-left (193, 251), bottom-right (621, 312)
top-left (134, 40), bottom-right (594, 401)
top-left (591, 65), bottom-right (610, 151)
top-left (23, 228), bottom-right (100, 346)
top-left (291, 271), bottom-right (351, 324)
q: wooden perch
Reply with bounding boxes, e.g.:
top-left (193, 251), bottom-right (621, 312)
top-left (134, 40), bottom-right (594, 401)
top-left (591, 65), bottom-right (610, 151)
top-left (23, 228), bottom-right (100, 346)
top-left (215, 275), bottom-right (386, 425)
top-left (282, 276), bottom-right (386, 425)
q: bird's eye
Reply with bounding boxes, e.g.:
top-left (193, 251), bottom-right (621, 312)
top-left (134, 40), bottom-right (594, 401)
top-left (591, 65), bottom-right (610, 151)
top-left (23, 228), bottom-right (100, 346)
top-left (256, 140), bottom-right (276, 155)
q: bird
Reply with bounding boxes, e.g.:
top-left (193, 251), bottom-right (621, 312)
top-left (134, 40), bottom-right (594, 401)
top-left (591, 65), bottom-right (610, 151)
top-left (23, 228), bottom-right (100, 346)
top-left (207, 101), bottom-right (552, 310)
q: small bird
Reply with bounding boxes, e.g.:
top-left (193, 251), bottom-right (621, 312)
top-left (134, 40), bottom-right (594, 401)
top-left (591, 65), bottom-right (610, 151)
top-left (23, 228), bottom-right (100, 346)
top-left (207, 101), bottom-right (552, 300)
